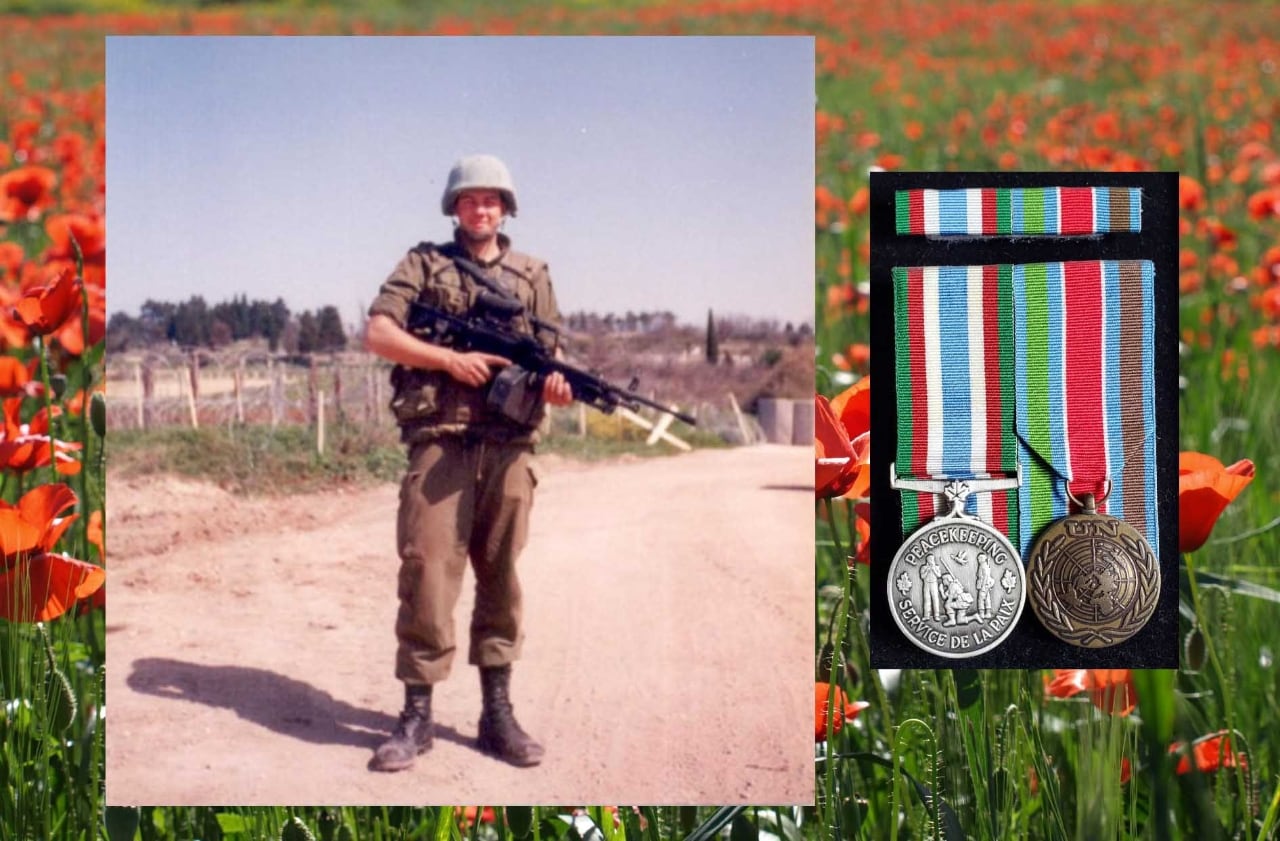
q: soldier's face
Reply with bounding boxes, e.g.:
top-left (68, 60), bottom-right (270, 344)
top-left (455, 189), bottom-right (505, 240)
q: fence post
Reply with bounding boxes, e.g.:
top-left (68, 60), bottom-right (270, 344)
top-left (316, 389), bottom-right (325, 455)
top-left (307, 356), bottom-right (318, 425)
top-left (134, 361), bottom-right (145, 430)
top-left (234, 358), bottom-right (245, 425)
top-left (270, 359), bottom-right (282, 429)
top-left (188, 350), bottom-right (200, 399)
top-left (331, 358), bottom-right (342, 425)
top-left (187, 352), bottom-right (200, 429)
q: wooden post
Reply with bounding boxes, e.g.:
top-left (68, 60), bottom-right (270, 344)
top-left (366, 365), bottom-right (376, 424)
top-left (307, 356), bottom-right (318, 425)
top-left (728, 391), bottom-right (751, 444)
top-left (188, 350), bottom-right (200, 399)
top-left (141, 362), bottom-right (154, 430)
top-left (332, 359), bottom-right (344, 425)
top-left (234, 359), bottom-right (245, 425)
top-left (577, 403), bottom-right (587, 437)
top-left (270, 359), bottom-right (282, 429)
top-left (134, 361), bottom-right (144, 429)
top-left (617, 407), bottom-right (691, 451)
top-left (187, 355), bottom-right (200, 429)
top-left (316, 389), bottom-right (325, 455)
top-left (645, 412), bottom-right (677, 447)
top-left (186, 384), bottom-right (199, 429)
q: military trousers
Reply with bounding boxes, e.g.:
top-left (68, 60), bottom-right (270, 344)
top-left (394, 435), bottom-right (536, 685)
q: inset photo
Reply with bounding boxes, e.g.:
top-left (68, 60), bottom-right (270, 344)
top-left (105, 35), bottom-right (815, 805)
top-left (866, 171), bottom-right (1180, 669)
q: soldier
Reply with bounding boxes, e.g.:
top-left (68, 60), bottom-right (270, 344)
top-left (975, 553), bottom-right (995, 619)
top-left (364, 154), bottom-right (573, 772)
top-left (920, 553), bottom-right (944, 621)
top-left (941, 573), bottom-right (974, 627)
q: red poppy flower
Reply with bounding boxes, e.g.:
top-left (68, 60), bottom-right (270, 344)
top-left (0, 356), bottom-right (35, 397)
top-left (1179, 176), bottom-right (1205, 212)
top-left (0, 483), bottom-right (103, 622)
top-left (0, 241), bottom-right (23, 282)
top-left (44, 213), bottom-right (106, 264)
top-left (1171, 731), bottom-right (1247, 775)
top-left (0, 165), bottom-right (57, 221)
top-left (53, 281), bottom-right (105, 355)
top-left (14, 265), bottom-right (82, 336)
top-left (0, 397), bottom-right (82, 475)
top-left (0, 552), bottom-right (105, 623)
top-left (1247, 187), bottom-right (1280, 221)
top-left (455, 807), bottom-right (496, 829)
top-left (1178, 452), bottom-right (1255, 552)
top-left (815, 682), bottom-right (869, 740)
top-left (87, 510), bottom-right (104, 560)
top-left (816, 379), bottom-right (871, 499)
top-left (1044, 669), bottom-right (1137, 716)
top-left (853, 502), bottom-right (871, 566)
top-left (1198, 218), bottom-right (1237, 250)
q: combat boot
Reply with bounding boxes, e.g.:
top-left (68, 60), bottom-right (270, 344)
top-left (370, 684), bottom-right (433, 772)
top-left (477, 665), bottom-right (544, 767)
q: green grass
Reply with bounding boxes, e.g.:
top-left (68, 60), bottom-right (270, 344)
top-left (107, 420), bottom-right (729, 496)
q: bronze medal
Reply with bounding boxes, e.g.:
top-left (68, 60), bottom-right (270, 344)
top-left (1026, 492), bottom-right (1159, 648)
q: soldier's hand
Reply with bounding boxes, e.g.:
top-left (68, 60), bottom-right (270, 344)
top-left (542, 371), bottom-right (573, 406)
top-left (446, 351), bottom-right (510, 387)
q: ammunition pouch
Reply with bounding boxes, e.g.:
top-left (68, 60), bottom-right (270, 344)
top-left (389, 365), bottom-right (442, 425)
top-left (486, 365), bottom-right (544, 428)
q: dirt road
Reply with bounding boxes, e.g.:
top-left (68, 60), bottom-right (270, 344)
top-left (106, 445), bottom-right (814, 805)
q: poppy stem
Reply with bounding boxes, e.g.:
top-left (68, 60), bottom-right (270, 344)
top-left (35, 335), bottom-right (57, 488)
top-left (1181, 551), bottom-right (1246, 811)
top-left (822, 496), bottom-right (850, 841)
top-left (71, 231), bottom-right (92, 558)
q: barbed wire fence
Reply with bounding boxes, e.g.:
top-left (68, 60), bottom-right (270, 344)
top-left (104, 349), bottom-right (807, 452)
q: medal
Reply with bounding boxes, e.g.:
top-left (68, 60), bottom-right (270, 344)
top-left (1011, 260), bottom-right (1161, 647)
top-left (1027, 485), bottom-right (1159, 648)
top-left (887, 465), bottom-right (1026, 659)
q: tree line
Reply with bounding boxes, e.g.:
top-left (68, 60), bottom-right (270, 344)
top-left (107, 295), bottom-right (348, 354)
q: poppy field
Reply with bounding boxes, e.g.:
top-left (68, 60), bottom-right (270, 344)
top-left (812, 2), bottom-right (1280, 839)
top-left (7, 0), bottom-right (1280, 839)
top-left (0, 11), bottom-right (108, 841)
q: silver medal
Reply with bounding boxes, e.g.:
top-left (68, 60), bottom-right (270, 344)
top-left (888, 465), bottom-right (1026, 659)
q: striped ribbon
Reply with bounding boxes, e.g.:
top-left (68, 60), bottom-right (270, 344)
top-left (896, 188), bottom-right (1142, 236)
top-left (893, 265), bottom-right (1020, 546)
top-left (1012, 259), bottom-right (1158, 556)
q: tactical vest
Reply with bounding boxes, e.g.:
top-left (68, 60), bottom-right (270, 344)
top-left (389, 241), bottom-right (552, 443)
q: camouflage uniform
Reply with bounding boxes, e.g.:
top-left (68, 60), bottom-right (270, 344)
top-left (368, 229), bottom-right (561, 686)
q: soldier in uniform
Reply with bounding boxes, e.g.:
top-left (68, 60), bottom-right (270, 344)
top-left (920, 553), bottom-right (944, 621)
top-left (974, 553), bottom-right (995, 619)
top-left (364, 154), bottom-right (573, 772)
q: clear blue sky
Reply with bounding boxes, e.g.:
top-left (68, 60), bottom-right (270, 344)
top-left (106, 36), bottom-right (814, 331)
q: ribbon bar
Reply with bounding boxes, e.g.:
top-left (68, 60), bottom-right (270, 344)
top-left (895, 187), bottom-right (1142, 236)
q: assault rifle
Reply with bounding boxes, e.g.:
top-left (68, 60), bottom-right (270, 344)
top-left (406, 291), bottom-right (696, 428)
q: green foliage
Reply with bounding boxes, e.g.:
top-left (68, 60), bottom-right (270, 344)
top-left (108, 423), bottom-right (407, 494)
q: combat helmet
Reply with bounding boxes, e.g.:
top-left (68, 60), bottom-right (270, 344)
top-left (441, 154), bottom-right (518, 217)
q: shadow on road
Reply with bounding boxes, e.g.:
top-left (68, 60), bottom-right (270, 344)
top-left (125, 658), bottom-right (472, 751)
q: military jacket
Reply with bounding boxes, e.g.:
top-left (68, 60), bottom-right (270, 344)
top-left (368, 231), bottom-right (562, 443)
